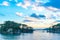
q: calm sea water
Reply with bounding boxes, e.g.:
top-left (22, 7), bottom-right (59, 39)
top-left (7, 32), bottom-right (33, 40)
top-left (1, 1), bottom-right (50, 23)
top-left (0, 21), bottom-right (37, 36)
top-left (0, 30), bottom-right (60, 40)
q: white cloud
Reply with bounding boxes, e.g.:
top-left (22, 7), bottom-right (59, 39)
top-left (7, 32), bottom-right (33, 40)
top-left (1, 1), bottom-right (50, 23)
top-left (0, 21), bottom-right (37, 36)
top-left (23, 16), bottom-right (56, 28)
top-left (0, 1), bottom-right (9, 6)
top-left (46, 6), bottom-right (60, 12)
top-left (16, 1), bottom-right (31, 9)
top-left (32, 5), bottom-right (45, 11)
top-left (16, 0), bottom-right (49, 9)
top-left (16, 12), bottom-right (23, 16)
top-left (24, 16), bottom-right (55, 23)
top-left (15, 0), bottom-right (60, 28)
top-left (22, 6), bottom-right (60, 28)
top-left (54, 12), bottom-right (60, 20)
top-left (31, 5), bottom-right (60, 20)
top-left (16, 2), bottom-right (22, 6)
top-left (19, 0), bottom-right (60, 20)
top-left (16, 0), bottom-right (50, 9)
top-left (35, 0), bottom-right (49, 3)
top-left (24, 16), bottom-right (41, 22)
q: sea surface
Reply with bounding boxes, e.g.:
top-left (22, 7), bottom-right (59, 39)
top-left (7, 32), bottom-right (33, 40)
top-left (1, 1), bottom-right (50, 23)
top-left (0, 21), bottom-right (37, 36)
top-left (0, 30), bottom-right (60, 40)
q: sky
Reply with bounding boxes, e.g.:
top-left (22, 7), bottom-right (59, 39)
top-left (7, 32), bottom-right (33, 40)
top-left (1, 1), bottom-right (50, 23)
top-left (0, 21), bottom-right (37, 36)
top-left (0, 0), bottom-right (60, 28)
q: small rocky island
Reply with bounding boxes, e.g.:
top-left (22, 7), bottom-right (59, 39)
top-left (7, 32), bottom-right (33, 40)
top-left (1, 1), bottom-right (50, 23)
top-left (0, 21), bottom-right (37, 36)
top-left (0, 21), bottom-right (34, 35)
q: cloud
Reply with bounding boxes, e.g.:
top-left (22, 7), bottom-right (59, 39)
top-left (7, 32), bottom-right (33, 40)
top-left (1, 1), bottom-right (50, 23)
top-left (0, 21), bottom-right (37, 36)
top-left (23, 14), bottom-right (55, 24)
top-left (46, 6), bottom-right (60, 12)
top-left (23, 16), bottom-right (56, 28)
top-left (31, 4), bottom-right (60, 12)
top-left (54, 12), bottom-right (60, 20)
top-left (0, 0), bottom-right (59, 28)
top-left (16, 12), bottom-right (23, 16)
top-left (32, 5), bottom-right (46, 11)
top-left (35, 0), bottom-right (49, 3)
top-left (23, 22), bottom-right (52, 28)
top-left (30, 13), bottom-right (39, 18)
top-left (19, 0), bottom-right (60, 28)
top-left (0, 1), bottom-right (9, 6)
top-left (23, 20), bottom-right (34, 22)
top-left (31, 5), bottom-right (60, 20)
top-left (39, 14), bottom-right (45, 18)
top-left (16, 0), bottom-right (50, 9)
top-left (24, 16), bottom-right (40, 22)
top-left (30, 13), bottom-right (45, 19)
top-left (16, 1), bottom-right (31, 9)
top-left (23, 8), bottom-right (60, 28)
top-left (16, 0), bottom-right (60, 28)
top-left (16, 2), bottom-right (22, 6)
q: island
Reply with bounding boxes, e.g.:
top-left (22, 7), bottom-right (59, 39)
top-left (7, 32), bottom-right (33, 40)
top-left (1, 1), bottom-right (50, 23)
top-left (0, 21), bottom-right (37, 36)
top-left (47, 23), bottom-right (60, 33)
top-left (0, 21), bottom-right (34, 35)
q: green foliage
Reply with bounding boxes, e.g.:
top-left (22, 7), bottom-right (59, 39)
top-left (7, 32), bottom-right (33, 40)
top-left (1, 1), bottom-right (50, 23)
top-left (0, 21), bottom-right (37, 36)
top-left (0, 21), bottom-right (21, 34)
top-left (0, 21), bottom-right (33, 34)
top-left (48, 23), bottom-right (60, 33)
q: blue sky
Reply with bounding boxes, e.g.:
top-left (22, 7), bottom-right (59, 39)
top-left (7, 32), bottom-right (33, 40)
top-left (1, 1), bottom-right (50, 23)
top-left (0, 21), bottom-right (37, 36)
top-left (44, 0), bottom-right (60, 8)
top-left (0, 0), bottom-right (60, 28)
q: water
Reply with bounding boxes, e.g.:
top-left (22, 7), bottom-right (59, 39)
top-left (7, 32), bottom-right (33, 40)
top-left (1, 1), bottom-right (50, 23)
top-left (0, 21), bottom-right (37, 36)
top-left (0, 30), bottom-right (60, 40)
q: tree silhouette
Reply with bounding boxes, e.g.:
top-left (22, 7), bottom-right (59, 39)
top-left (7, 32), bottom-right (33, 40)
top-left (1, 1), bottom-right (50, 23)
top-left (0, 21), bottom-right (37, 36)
top-left (48, 23), bottom-right (60, 33)
top-left (0, 21), bottom-right (34, 34)
top-left (0, 21), bottom-right (21, 34)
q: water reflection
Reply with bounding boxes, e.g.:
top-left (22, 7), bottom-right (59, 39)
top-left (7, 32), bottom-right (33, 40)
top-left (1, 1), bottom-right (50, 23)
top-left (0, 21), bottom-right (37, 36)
top-left (0, 30), bottom-right (60, 40)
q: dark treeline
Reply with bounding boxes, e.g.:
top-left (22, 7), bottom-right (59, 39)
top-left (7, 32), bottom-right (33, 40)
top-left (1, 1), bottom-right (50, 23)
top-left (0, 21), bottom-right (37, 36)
top-left (0, 21), bottom-right (34, 35)
top-left (47, 23), bottom-right (60, 33)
